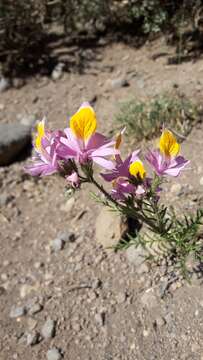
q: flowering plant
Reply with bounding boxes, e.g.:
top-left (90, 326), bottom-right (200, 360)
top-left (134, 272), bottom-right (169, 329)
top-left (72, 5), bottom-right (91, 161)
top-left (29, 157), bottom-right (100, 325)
top-left (25, 103), bottom-right (203, 269)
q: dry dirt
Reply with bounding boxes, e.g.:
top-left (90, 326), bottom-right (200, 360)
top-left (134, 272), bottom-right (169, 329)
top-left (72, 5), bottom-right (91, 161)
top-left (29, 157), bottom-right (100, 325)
top-left (0, 39), bottom-right (203, 360)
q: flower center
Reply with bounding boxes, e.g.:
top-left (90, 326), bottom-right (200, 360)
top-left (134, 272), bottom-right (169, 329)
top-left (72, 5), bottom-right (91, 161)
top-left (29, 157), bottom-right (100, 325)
top-left (129, 160), bottom-right (146, 180)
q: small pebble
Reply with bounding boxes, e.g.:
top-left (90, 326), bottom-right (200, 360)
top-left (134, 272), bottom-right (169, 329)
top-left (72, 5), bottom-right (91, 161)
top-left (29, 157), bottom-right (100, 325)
top-left (3, 260), bottom-right (10, 267)
top-left (143, 329), bottom-right (149, 337)
top-left (51, 63), bottom-right (64, 81)
top-left (158, 280), bottom-right (169, 298)
top-left (199, 300), bottom-right (203, 307)
top-left (27, 317), bottom-right (38, 330)
top-left (51, 238), bottom-right (64, 252)
top-left (58, 231), bottom-right (75, 243)
top-left (92, 278), bottom-right (102, 290)
top-left (34, 261), bottom-right (44, 269)
top-left (72, 322), bottom-right (81, 333)
top-left (10, 306), bottom-right (26, 318)
top-left (47, 348), bottom-right (62, 360)
top-left (95, 311), bottom-right (105, 327)
top-left (88, 291), bottom-right (97, 301)
top-left (154, 316), bottom-right (166, 328)
top-left (116, 292), bottom-right (126, 304)
top-left (41, 318), bottom-right (56, 339)
top-left (0, 286), bottom-right (6, 296)
top-left (28, 303), bottom-right (43, 315)
top-left (0, 77), bottom-right (10, 92)
top-left (130, 343), bottom-right (136, 350)
top-left (200, 177), bottom-right (203, 186)
top-left (26, 331), bottom-right (39, 346)
top-left (0, 193), bottom-right (12, 207)
top-left (197, 165), bottom-right (202, 174)
top-left (191, 342), bottom-right (200, 353)
top-left (110, 77), bottom-right (129, 89)
top-left (1, 273), bottom-right (8, 281)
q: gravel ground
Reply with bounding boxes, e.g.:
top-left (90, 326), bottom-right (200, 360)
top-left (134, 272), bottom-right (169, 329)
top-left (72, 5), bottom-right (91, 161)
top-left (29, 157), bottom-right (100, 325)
top-left (0, 39), bottom-right (203, 360)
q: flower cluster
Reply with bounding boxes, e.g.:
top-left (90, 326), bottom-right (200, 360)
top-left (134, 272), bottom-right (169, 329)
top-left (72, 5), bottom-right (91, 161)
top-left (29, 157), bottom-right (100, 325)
top-left (25, 103), bottom-right (119, 184)
top-left (25, 102), bottom-right (189, 230)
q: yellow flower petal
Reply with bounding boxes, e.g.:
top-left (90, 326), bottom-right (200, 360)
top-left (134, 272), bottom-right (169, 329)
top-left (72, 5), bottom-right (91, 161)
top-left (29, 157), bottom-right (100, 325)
top-left (159, 129), bottom-right (180, 157)
top-left (35, 135), bottom-right (42, 150)
top-left (37, 120), bottom-right (45, 138)
top-left (70, 106), bottom-right (97, 140)
top-left (35, 119), bottom-right (45, 151)
top-left (129, 160), bottom-right (146, 179)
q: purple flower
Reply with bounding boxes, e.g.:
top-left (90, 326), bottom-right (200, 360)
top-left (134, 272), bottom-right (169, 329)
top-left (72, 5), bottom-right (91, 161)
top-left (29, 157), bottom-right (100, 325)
top-left (101, 150), bottom-right (140, 182)
top-left (56, 103), bottom-right (118, 170)
top-left (146, 128), bottom-right (189, 177)
top-left (24, 119), bottom-right (62, 176)
top-left (101, 150), bottom-right (147, 200)
top-left (146, 149), bottom-right (189, 177)
top-left (66, 171), bottom-right (80, 188)
top-left (111, 178), bottom-right (135, 201)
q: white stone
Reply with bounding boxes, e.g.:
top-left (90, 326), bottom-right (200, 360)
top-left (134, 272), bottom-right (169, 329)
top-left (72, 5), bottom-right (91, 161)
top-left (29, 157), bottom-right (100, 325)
top-left (26, 331), bottom-right (39, 346)
top-left (51, 238), bottom-right (64, 252)
top-left (47, 348), bottom-right (62, 360)
top-left (0, 77), bottom-right (10, 92)
top-left (41, 318), bottom-right (56, 339)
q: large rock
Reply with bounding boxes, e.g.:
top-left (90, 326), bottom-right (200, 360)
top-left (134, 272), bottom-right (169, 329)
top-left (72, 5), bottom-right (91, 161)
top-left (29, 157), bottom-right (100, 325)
top-left (95, 208), bottom-right (128, 249)
top-left (0, 123), bottom-right (31, 166)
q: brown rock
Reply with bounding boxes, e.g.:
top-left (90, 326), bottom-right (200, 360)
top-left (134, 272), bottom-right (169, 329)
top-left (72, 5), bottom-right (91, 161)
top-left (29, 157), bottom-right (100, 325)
top-left (95, 208), bottom-right (127, 249)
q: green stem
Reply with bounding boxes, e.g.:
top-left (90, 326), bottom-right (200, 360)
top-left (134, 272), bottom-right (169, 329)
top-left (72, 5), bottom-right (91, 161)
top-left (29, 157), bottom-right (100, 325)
top-left (90, 175), bottom-right (168, 236)
top-left (90, 176), bottom-right (120, 208)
